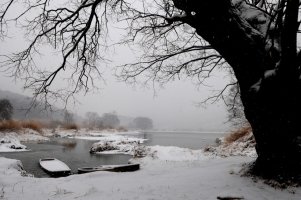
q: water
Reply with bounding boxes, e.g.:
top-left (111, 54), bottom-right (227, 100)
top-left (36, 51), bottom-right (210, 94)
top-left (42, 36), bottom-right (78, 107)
top-left (0, 131), bottom-right (225, 177)
top-left (0, 138), bottom-right (131, 178)
top-left (137, 131), bottom-right (225, 150)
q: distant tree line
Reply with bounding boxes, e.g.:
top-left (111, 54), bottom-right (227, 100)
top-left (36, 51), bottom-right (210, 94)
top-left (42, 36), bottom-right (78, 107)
top-left (0, 99), bottom-right (154, 131)
top-left (85, 112), bottom-right (120, 129)
top-left (85, 111), bottom-right (153, 130)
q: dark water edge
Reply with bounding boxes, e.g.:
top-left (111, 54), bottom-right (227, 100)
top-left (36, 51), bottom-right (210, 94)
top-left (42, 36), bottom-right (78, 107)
top-left (0, 131), bottom-right (225, 178)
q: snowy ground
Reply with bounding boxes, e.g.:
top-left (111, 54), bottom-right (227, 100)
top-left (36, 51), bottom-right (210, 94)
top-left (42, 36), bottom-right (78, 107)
top-left (1, 129), bottom-right (301, 199)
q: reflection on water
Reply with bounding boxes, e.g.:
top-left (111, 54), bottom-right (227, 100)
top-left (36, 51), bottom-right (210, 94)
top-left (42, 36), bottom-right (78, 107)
top-left (60, 140), bottom-right (77, 152)
top-left (0, 138), bottom-right (131, 178)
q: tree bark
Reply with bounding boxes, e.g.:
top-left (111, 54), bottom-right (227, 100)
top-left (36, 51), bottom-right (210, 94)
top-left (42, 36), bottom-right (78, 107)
top-left (173, 0), bottom-right (301, 178)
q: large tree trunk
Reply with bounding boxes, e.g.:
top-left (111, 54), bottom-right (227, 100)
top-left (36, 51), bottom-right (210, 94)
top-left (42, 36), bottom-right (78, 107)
top-left (173, 0), bottom-right (301, 178)
top-left (245, 75), bottom-right (301, 178)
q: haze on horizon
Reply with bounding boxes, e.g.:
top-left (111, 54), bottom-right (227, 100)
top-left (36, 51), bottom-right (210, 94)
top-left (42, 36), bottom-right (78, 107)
top-left (0, 71), bottom-right (231, 132)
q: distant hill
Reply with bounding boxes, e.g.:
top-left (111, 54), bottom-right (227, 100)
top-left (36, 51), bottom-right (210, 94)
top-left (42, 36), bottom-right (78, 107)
top-left (0, 90), bottom-right (80, 121)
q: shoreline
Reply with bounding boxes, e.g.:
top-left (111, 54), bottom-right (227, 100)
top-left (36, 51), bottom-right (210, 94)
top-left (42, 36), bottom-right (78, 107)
top-left (0, 129), bottom-right (300, 199)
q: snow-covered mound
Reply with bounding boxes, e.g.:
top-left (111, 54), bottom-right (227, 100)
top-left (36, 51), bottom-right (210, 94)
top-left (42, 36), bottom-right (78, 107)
top-left (0, 130), bottom-right (49, 152)
top-left (0, 135), bottom-right (27, 152)
top-left (204, 131), bottom-right (257, 157)
top-left (89, 134), bottom-right (146, 156)
top-left (0, 157), bottom-right (26, 176)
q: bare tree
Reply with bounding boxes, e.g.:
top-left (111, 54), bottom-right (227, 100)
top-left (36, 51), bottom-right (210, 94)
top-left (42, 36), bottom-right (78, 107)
top-left (225, 78), bottom-right (248, 128)
top-left (85, 111), bottom-right (100, 128)
top-left (1, 0), bottom-right (301, 179)
top-left (0, 99), bottom-right (13, 120)
top-left (102, 112), bottom-right (120, 128)
top-left (64, 110), bottom-right (74, 125)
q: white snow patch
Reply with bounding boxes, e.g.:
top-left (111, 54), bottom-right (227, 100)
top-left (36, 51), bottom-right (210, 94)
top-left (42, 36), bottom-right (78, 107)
top-left (0, 135), bottom-right (27, 152)
top-left (204, 131), bottom-right (257, 158)
top-left (146, 145), bottom-right (208, 161)
top-left (0, 157), bottom-right (26, 176)
top-left (0, 130), bottom-right (49, 152)
top-left (74, 134), bottom-right (146, 143)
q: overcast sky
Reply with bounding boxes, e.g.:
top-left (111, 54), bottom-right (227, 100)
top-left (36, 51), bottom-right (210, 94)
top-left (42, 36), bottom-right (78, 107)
top-left (0, 3), bottom-right (232, 131)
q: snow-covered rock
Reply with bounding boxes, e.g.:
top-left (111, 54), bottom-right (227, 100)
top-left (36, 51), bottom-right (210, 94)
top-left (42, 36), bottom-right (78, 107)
top-left (0, 135), bottom-right (27, 152)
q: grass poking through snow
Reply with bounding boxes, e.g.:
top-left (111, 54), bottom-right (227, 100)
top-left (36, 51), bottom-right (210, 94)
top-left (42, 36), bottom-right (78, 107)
top-left (224, 125), bottom-right (252, 145)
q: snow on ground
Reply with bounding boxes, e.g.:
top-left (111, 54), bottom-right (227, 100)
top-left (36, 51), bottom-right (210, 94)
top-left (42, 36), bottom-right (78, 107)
top-left (204, 131), bottom-right (257, 158)
top-left (14, 129), bottom-right (49, 142)
top-left (1, 129), bottom-right (300, 199)
top-left (141, 145), bottom-right (208, 162)
top-left (0, 153), bottom-right (301, 199)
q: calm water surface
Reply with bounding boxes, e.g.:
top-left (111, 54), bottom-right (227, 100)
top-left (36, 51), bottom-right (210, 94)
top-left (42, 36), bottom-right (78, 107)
top-left (138, 131), bottom-right (225, 150)
top-left (0, 138), bottom-right (131, 177)
top-left (0, 131), bottom-right (225, 177)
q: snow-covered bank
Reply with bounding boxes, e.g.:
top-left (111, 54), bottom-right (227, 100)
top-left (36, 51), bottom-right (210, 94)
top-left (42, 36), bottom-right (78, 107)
top-left (0, 129), bottom-right (49, 152)
top-left (44, 128), bottom-right (142, 138)
top-left (0, 154), bottom-right (300, 199)
top-left (204, 131), bottom-right (257, 158)
top-left (0, 128), bottom-right (141, 152)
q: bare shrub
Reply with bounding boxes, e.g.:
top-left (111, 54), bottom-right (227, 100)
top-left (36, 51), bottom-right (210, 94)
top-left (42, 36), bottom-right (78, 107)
top-left (0, 120), bottom-right (22, 131)
top-left (225, 125), bottom-right (252, 145)
top-left (21, 120), bottom-right (43, 133)
top-left (116, 126), bottom-right (128, 132)
top-left (62, 123), bottom-right (79, 130)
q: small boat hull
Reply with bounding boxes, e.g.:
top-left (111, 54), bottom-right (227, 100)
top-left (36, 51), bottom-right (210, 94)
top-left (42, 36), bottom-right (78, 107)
top-left (78, 163), bottom-right (140, 174)
top-left (39, 158), bottom-right (71, 177)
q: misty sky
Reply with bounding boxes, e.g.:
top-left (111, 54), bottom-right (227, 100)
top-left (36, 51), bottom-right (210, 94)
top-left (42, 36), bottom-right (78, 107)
top-left (0, 63), bottom-right (231, 131)
top-left (0, 3), bottom-right (233, 131)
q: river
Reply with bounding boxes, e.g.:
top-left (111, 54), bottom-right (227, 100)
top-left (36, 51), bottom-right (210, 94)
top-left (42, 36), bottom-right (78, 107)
top-left (0, 131), bottom-right (224, 177)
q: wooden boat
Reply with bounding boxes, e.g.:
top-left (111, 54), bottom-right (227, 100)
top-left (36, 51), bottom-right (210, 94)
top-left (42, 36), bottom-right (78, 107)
top-left (39, 158), bottom-right (71, 176)
top-left (78, 163), bottom-right (140, 174)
